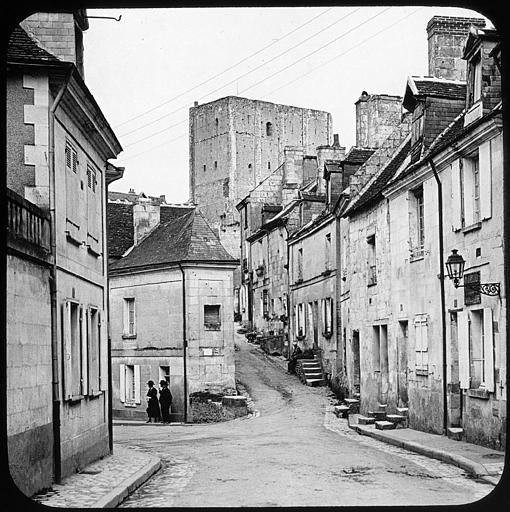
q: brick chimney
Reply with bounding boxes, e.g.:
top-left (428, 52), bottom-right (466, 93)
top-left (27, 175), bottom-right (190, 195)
top-left (316, 136), bottom-right (346, 193)
top-left (133, 202), bottom-right (160, 245)
top-left (355, 92), bottom-right (402, 149)
top-left (427, 16), bottom-right (486, 81)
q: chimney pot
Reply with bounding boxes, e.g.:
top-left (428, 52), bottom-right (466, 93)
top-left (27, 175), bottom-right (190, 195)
top-left (194, 101), bottom-right (199, 107)
top-left (333, 134), bottom-right (340, 147)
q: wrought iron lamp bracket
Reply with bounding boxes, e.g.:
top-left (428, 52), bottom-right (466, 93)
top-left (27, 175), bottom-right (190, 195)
top-left (453, 280), bottom-right (501, 296)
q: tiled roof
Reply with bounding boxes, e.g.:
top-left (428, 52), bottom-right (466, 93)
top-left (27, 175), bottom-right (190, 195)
top-left (343, 147), bottom-right (376, 165)
top-left (107, 203), bottom-right (134, 259)
top-left (345, 139), bottom-right (411, 215)
top-left (410, 77), bottom-right (466, 100)
top-left (7, 26), bottom-right (60, 63)
top-left (160, 204), bottom-right (195, 222)
top-left (110, 210), bottom-right (236, 271)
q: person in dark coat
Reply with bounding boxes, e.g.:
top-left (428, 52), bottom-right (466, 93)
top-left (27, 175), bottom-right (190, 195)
top-left (146, 380), bottom-right (161, 423)
top-left (288, 342), bottom-right (302, 374)
top-left (158, 380), bottom-right (173, 424)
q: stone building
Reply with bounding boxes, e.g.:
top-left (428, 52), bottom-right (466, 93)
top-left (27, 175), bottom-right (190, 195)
top-left (189, 96), bottom-right (332, 257)
top-left (107, 198), bottom-right (238, 421)
top-left (6, 12), bottom-right (123, 496)
top-left (338, 16), bottom-right (505, 449)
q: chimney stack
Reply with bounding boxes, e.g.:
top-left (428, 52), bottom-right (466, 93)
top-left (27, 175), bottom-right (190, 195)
top-left (133, 202), bottom-right (160, 245)
top-left (427, 16), bottom-right (486, 81)
top-left (333, 133), bottom-right (340, 147)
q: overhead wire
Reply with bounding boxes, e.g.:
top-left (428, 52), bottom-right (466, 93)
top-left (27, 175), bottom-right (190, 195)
top-left (119, 7), bottom-right (361, 140)
top-left (120, 7), bottom-right (421, 163)
top-left (114, 6), bottom-right (334, 130)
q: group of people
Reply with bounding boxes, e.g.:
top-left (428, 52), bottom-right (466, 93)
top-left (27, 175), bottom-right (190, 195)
top-left (146, 379), bottom-right (173, 423)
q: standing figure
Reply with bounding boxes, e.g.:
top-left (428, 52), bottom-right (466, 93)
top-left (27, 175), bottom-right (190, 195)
top-left (145, 380), bottom-right (161, 423)
top-left (287, 341), bottom-right (302, 374)
top-left (159, 380), bottom-right (173, 424)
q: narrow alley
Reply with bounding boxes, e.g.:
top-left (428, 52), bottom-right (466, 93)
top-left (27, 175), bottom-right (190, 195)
top-left (114, 334), bottom-right (493, 508)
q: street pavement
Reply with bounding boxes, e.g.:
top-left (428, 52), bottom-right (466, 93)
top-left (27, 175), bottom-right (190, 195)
top-left (115, 334), bottom-right (502, 508)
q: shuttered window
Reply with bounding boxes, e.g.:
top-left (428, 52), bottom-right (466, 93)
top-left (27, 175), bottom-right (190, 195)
top-left (457, 308), bottom-right (494, 391)
top-left (119, 364), bottom-right (141, 405)
top-left (123, 298), bottom-right (136, 336)
top-left (65, 142), bottom-right (78, 173)
top-left (321, 298), bottom-right (333, 334)
top-left (414, 315), bottom-right (429, 375)
top-left (62, 300), bottom-right (86, 400)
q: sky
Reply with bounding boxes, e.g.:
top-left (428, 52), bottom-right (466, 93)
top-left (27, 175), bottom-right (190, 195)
top-left (82, 5), bottom-right (491, 203)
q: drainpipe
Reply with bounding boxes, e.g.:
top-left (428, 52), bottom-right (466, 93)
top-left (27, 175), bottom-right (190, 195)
top-left (48, 65), bottom-right (73, 483)
top-left (178, 263), bottom-right (188, 423)
top-left (283, 223), bottom-right (291, 361)
top-left (429, 159), bottom-right (448, 434)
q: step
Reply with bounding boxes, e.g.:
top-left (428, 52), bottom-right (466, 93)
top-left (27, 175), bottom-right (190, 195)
top-left (396, 407), bottom-right (409, 416)
top-left (386, 414), bottom-right (407, 426)
top-left (447, 427), bottom-right (464, 441)
top-left (357, 415), bottom-right (375, 425)
top-left (375, 420), bottom-right (396, 430)
top-left (344, 398), bottom-right (360, 405)
top-left (303, 371), bottom-right (323, 377)
top-left (306, 378), bottom-right (325, 387)
top-left (368, 411), bottom-right (387, 420)
top-left (334, 405), bottom-right (350, 418)
top-left (377, 404), bottom-right (388, 412)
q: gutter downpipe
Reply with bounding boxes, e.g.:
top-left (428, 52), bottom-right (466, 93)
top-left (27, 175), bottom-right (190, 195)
top-left (430, 158), bottom-right (448, 434)
top-left (178, 263), bottom-right (188, 423)
top-left (49, 65), bottom-right (73, 483)
top-left (283, 223), bottom-right (291, 361)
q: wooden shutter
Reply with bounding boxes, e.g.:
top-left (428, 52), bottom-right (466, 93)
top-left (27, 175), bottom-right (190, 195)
top-left (479, 140), bottom-right (492, 220)
top-left (451, 159), bottom-right (462, 230)
top-left (483, 308), bottom-right (494, 392)
top-left (63, 302), bottom-right (73, 399)
top-left (98, 311), bottom-right (107, 391)
top-left (458, 311), bottom-right (470, 389)
top-left (119, 364), bottom-right (126, 403)
top-left (86, 308), bottom-right (93, 394)
top-left (320, 299), bottom-right (325, 332)
top-left (80, 307), bottom-right (88, 395)
top-left (414, 319), bottom-right (423, 369)
top-left (134, 365), bottom-right (141, 404)
top-left (294, 304), bottom-right (298, 334)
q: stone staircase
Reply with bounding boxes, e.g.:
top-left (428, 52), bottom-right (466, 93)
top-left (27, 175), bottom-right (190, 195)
top-left (295, 359), bottom-right (326, 387)
top-left (336, 401), bottom-right (410, 430)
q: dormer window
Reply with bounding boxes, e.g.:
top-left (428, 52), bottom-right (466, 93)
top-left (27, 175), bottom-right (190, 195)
top-left (412, 103), bottom-right (425, 146)
top-left (468, 52), bottom-right (482, 107)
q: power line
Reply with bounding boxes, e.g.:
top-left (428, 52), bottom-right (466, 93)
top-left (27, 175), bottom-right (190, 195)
top-left (121, 8), bottom-right (422, 164)
top-left (114, 6), bottom-right (334, 130)
top-left (238, 7), bottom-right (392, 96)
top-left (119, 7), bottom-right (361, 139)
top-left (264, 7), bottom-right (424, 98)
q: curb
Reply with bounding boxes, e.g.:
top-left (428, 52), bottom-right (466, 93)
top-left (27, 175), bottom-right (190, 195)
top-left (349, 422), bottom-right (491, 479)
top-left (93, 456), bottom-right (162, 508)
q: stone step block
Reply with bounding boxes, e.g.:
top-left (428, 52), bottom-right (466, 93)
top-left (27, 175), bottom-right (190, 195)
top-left (334, 405), bottom-right (350, 418)
top-left (357, 415), bottom-right (375, 425)
top-left (447, 427), bottom-right (464, 441)
top-left (368, 410), bottom-right (387, 420)
top-left (307, 378), bottom-right (325, 387)
top-left (375, 420), bottom-right (396, 430)
top-left (377, 403), bottom-right (388, 412)
top-left (386, 414), bottom-right (406, 423)
top-left (396, 407), bottom-right (409, 416)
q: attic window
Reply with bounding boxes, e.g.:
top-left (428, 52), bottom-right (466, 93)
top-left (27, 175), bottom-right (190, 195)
top-left (266, 122), bottom-right (273, 136)
top-left (468, 52), bottom-right (482, 107)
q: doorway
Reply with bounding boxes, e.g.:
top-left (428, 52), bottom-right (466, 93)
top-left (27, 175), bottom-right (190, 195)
top-left (352, 330), bottom-right (360, 394)
top-left (397, 321), bottom-right (409, 407)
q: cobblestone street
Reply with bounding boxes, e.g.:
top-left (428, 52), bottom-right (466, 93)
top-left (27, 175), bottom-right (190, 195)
top-left (114, 336), bottom-right (494, 508)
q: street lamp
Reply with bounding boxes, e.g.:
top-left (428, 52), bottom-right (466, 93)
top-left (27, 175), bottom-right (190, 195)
top-left (445, 249), bottom-right (500, 296)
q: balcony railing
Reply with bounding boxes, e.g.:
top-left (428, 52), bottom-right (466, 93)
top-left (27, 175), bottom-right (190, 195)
top-left (7, 188), bottom-right (51, 253)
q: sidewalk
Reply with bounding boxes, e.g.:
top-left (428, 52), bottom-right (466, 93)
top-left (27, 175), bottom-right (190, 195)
top-left (348, 414), bottom-right (505, 486)
top-left (32, 445), bottom-right (161, 508)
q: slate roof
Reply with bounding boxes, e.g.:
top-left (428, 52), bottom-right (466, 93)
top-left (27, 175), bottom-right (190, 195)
top-left (107, 203), bottom-right (134, 259)
top-left (410, 77), bottom-right (466, 100)
top-left (7, 25), bottom-right (61, 63)
top-left (110, 209), bottom-right (236, 271)
top-left (345, 138), bottom-right (412, 215)
top-left (160, 204), bottom-right (195, 223)
top-left (343, 147), bottom-right (376, 165)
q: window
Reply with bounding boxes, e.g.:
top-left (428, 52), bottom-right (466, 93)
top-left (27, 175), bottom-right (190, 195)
top-left (214, 161), bottom-right (218, 170)
top-left (248, 163), bottom-right (252, 174)
top-left (119, 364), bottom-right (141, 405)
top-left (461, 151), bottom-right (480, 227)
top-left (266, 122), bottom-right (273, 136)
top-left (215, 117), bottom-right (219, 132)
top-left (458, 308), bottom-right (494, 391)
top-left (451, 141), bottom-right (492, 230)
top-left (414, 315), bottom-right (429, 375)
top-left (62, 301), bottom-right (84, 399)
top-left (87, 165), bottom-right (97, 192)
top-left (325, 233), bottom-right (331, 270)
top-left (295, 303), bottom-right (306, 337)
top-left (204, 304), bottom-right (221, 330)
top-left (367, 235), bottom-right (376, 286)
top-left (409, 186), bottom-right (425, 258)
top-left (244, 206), bottom-right (248, 229)
top-left (65, 141), bottom-right (78, 173)
top-left (297, 247), bottom-right (303, 281)
top-left (268, 161), bottom-right (271, 170)
top-left (321, 297), bottom-right (333, 334)
top-left (87, 307), bottom-right (101, 394)
top-left (159, 366), bottom-right (170, 385)
top-left (468, 52), bottom-right (482, 107)
top-left (203, 164), bottom-right (206, 173)
top-left (123, 298), bottom-right (136, 337)
top-left (262, 290), bottom-right (269, 318)
top-left (373, 324), bottom-right (388, 374)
